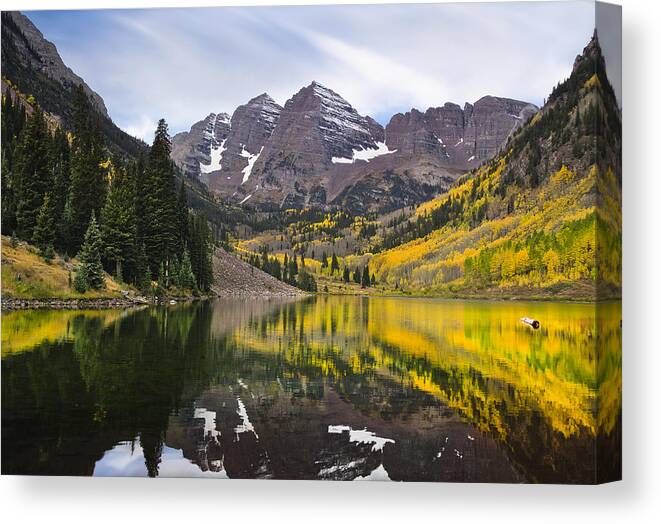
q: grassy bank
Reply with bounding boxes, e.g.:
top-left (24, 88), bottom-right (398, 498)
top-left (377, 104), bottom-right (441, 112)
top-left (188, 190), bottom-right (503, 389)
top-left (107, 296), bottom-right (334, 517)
top-left (1, 235), bottom-right (131, 300)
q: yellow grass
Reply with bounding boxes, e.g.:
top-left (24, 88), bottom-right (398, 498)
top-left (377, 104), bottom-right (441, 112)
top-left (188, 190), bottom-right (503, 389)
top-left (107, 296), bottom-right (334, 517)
top-left (1, 236), bottom-right (130, 299)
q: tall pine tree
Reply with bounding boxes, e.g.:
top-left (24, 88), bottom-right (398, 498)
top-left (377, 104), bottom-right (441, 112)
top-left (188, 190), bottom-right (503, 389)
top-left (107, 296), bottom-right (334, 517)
top-left (32, 192), bottom-right (56, 259)
top-left (100, 162), bottom-right (137, 281)
top-left (144, 119), bottom-right (179, 277)
top-left (188, 212), bottom-right (214, 292)
top-left (49, 126), bottom-right (71, 251)
top-left (14, 105), bottom-right (51, 241)
top-left (1, 89), bottom-right (27, 235)
top-left (176, 179), bottom-right (188, 253)
top-left (68, 85), bottom-right (107, 254)
top-left (74, 213), bottom-right (105, 292)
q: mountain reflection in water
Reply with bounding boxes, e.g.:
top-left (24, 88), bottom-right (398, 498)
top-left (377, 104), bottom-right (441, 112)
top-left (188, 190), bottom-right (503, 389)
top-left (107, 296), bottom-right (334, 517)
top-left (1, 297), bottom-right (621, 483)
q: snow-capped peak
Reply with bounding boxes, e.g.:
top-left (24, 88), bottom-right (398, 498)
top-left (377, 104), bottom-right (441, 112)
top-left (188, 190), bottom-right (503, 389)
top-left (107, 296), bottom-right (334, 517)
top-left (301, 81), bottom-right (384, 160)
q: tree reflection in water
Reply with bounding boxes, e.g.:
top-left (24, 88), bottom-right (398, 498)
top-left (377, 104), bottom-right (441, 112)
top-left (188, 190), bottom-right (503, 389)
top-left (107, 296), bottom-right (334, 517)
top-left (1, 297), bottom-right (621, 483)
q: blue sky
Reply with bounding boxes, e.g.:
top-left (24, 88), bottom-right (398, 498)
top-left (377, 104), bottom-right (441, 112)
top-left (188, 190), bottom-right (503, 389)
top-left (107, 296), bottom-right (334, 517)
top-left (25, 2), bottom-right (599, 142)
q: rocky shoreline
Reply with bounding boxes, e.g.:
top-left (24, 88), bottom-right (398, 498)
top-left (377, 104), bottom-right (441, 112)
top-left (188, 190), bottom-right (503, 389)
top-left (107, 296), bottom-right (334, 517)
top-left (0, 296), bottom-right (152, 311)
top-left (1, 290), bottom-right (305, 311)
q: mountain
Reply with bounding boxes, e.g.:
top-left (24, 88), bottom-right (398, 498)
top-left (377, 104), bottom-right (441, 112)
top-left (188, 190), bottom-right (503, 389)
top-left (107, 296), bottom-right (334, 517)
top-left (173, 81), bottom-right (537, 213)
top-left (386, 97), bottom-right (538, 169)
top-left (0, 11), bottom-right (246, 242)
top-left (171, 112), bottom-right (232, 182)
top-left (237, 81), bottom-right (390, 209)
top-left (171, 94), bottom-right (282, 192)
top-left (367, 33), bottom-right (621, 299)
top-left (1, 11), bottom-right (146, 157)
top-left (332, 95), bottom-right (538, 214)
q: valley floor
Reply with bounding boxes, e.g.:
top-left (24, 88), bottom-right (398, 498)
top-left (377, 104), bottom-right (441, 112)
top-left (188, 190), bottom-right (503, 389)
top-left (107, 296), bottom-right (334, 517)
top-left (1, 235), bottom-right (611, 310)
top-left (315, 276), bottom-right (609, 302)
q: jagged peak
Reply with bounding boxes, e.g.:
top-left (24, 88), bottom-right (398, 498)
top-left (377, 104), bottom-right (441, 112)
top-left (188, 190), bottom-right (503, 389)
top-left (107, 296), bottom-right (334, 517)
top-left (548, 30), bottom-right (617, 109)
top-left (306, 81), bottom-right (351, 105)
top-left (200, 112), bottom-right (231, 127)
top-left (247, 92), bottom-right (278, 106)
top-left (572, 29), bottom-right (603, 73)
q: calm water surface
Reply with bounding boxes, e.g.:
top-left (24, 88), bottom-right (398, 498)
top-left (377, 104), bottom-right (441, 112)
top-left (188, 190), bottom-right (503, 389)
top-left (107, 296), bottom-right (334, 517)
top-left (1, 297), bottom-right (621, 482)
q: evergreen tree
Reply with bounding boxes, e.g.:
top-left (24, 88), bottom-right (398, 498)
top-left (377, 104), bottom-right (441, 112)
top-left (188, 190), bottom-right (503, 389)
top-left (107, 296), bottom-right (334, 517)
top-left (178, 250), bottom-right (196, 290)
top-left (74, 213), bottom-right (105, 292)
top-left (361, 265), bottom-right (371, 288)
top-left (176, 179), bottom-right (188, 254)
top-left (68, 85), bottom-right (107, 253)
top-left (343, 266), bottom-right (350, 283)
top-left (297, 270), bottom-right (317, 292)
top-left (288, 255), bottom-right (299, 284)
top-left (100, 164), bottom-right (136, 280)
top-left (188, 212), bottom-right (214, 292)
top-left (1, 90), bottom-right (26, 235)
top-left (321, 251), bottom-right (328, 268)
top-left (353, 270), bottom-right (361, 284)
top-left (132, 154), bottom-right (148, 244)
top-left (144, 119), bottom-right (179, 276)
top-left (330, 253), bottom-right (340, 274)
top-left (32, 193), bottom-right (56, 259)
top-left (1, 154), bottom-right (17, 235)
top-left (49, 127), bottom-right (71, 251)
top-left (14, 105), bottom-right (51, 240)
top-left (134, 241), bottom-right (151, 292)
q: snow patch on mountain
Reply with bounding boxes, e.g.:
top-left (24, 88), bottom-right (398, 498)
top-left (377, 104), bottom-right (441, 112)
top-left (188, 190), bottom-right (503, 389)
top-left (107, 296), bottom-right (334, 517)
top-left (200, 138), bottom-right (227, 174)
top-left (331, 142), bottom-right (396, 164)
top-left (198, 112), bottom-right (231, 175)
top-left (241, 146), bottom-right (264, 183)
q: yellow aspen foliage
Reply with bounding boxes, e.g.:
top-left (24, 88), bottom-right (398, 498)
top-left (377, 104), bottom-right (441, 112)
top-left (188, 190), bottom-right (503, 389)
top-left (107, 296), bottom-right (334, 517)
top-left (543, 250), bottom-right (561, 277)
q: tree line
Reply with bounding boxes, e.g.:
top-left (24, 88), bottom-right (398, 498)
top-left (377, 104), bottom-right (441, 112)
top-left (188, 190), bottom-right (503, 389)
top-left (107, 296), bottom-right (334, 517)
top-left (245, 249), bottom-right (317, 292)
top-left (1, 85), bottom-right (214, 294)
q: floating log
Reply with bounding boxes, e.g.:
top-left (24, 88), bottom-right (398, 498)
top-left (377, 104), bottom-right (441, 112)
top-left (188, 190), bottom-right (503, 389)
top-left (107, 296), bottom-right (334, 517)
top-left (521, 317), bottom-right (540, 329)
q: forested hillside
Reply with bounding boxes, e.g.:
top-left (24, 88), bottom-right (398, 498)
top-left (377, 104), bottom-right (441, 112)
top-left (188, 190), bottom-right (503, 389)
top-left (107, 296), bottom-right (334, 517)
top-left (1, 85), bottom-right (215, 297)
top-left (232, 34), bottom-right (620, 300)
top-left (365, 33), bottom-right (621, 299)
top-left (1, 12), bottom-right (146, 158)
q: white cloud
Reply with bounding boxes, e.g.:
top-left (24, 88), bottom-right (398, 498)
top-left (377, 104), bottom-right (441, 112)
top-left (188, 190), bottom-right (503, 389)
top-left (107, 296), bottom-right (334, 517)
top-left (27, 2), bottom-right (596, 135)
top-left (124, 114), bottom-right (158, 142)
top-left (296, 30), bottom-right (449, 116)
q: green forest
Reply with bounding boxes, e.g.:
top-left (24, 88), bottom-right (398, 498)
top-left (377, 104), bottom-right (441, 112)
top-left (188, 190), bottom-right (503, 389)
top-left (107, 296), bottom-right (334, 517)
top-left (1, 84), bottom-right (214, 295)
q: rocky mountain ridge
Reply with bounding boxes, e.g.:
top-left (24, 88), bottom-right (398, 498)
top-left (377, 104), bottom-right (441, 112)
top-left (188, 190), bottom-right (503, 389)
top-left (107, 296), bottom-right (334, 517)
top-left (172, 81), bottom-right (537, 213)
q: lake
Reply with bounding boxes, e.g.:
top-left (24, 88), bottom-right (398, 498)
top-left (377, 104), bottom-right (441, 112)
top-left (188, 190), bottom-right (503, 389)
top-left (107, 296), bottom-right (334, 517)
top-left (1, 296), bottom-right (621, 483)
